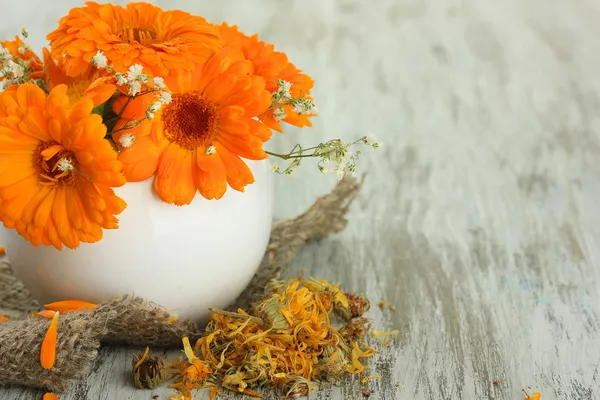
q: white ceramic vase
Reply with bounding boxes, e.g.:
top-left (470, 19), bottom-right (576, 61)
top-left (2, 159), bottom-right (273, 323)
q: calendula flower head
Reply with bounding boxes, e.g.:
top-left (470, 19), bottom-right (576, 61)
top-left (132, 347), bottom-right (170, 389)
top-left (0, 34), bottom-right (43, 88)
top-left (47, 2), bottom-right (221, 78)
top-left (0, 83), bottom-right (126, 249)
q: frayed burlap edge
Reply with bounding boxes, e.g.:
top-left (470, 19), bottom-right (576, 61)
top-left (0, 176), bottom-right (362, 392)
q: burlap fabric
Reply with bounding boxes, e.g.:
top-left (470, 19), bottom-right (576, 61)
top-left (0, 177), bottom-right (362, 392)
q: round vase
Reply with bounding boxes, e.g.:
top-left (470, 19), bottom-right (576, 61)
top-left (2, 159), bottom-right (273, 323)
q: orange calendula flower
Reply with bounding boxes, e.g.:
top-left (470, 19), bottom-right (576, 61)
top-left (47, 1), bottom-right (221, 78)
top-left (113, 47), bottom-right (271, 204)
top-left (44, 300), bottom-right (97, 313)
top-left (43, 393), bottom-right (59, 400)
top-left (0, 245), bottom-right (4, 256)
top-left (218, 23), bottom-right (316, 132)
top-left (0, 83), bottom-right (127, 250)
top-left (40, 311), bottom-right (59, 370)
top-left (0, 315), bottom-right (8, 322)
top-left (43, 48), bottom-right (116, 107)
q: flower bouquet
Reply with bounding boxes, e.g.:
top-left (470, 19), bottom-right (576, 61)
top-left (0, 2), bottom-right (380, 320)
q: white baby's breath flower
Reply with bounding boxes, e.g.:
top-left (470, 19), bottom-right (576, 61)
top-left (205, 145), bottom-right (216, 155)
top-left (57, 158), bottom-right (74, 172)
top-left (292, 99), bottom-right (318, 116)
top-left (127, 64), bottom-right (144, 82)
top-left (153, 76), bottom-right (165, 89)
top-left (159, 91), bottom-right (172, 104)
top-left (273, 108), bottom-right (287, 121)
top-left (128, 80), bottom-right (142, 96)
top-left (0, 47), bottom-right (11, 61)
top-left (271, 163), bottom-right (281, 173)
top-left (18, 44), bottom-right (31, 54)
top-left (21, 26), bottom-right (28, 39)
top-left (90, 51), bottom-right (108, 69)
top-left (276, 79), bottom-right (292, 99)
top-left (149, 102), bottom-right (161, 113)
top-left (363, 134), bottom-right (382, 149)
top-left (114, 72), bottom-right (127, 86)
top-left (119, 133), bottom-right (135, 148)
top-left (7, 60), bottom-right (24, 78)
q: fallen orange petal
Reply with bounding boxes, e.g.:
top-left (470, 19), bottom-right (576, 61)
top-left (40, 312), bottom-right (59, 370)
top-left (43, 393), bottom-right (58, 400)
top-left (0, 246), bottom-right (5, 256)
top-left (361, 375), bottom-right (383, 384)
top-left (44, 300), bottom-right (97, 313)
top-left (0, 315), bottom-right (7, 322)
top-left (36, 310), bottom-right (57, 319)
top-left (242, 389), bottom-right (264, 398)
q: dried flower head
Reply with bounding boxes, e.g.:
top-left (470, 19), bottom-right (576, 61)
top-left (132, 347), bottom-right (170, 389)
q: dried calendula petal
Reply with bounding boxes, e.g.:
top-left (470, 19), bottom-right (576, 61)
top-left (371, 329), bottom-right (399, 338)
top-left (132, 347), bottom-right (169, 389)
top-left (43, 393), bottom-right (58, 400)
top-left (361, 375), bottom-right (383, 384)
top-left (0, 315), bottom-right (8, 322)
top-left (44, 300), bottom-right (97, 313)
top-left (40, 311), bottom-right (59, 370)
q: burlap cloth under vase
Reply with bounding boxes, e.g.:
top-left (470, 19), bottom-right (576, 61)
top-left (0, 177), bottom-right (362, 393)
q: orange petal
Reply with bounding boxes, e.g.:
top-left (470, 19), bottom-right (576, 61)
top-left (0, 315), bottom-right (8, 322)
top-left (36, 310), bottom-right (57, 319)
top-left (193, 152), bottom-right (227, 200)
top-left (40, 311), bottom-right (59, 370)
top-left (43, 393), bottom-right (58, 400)
top-left (118, 134), bottom-right (161, 182)
top-left (0, 246), bottom-right (4, 256)
top-left (84, 78), bottom-right (116, 107)
top-left (44, 300), bottom-right (97, 313)
top-left (153, 144), bottom-right (196, 205)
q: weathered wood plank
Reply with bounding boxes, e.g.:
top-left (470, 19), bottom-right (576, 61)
top-left (1, 0), bottom-right (600, 399)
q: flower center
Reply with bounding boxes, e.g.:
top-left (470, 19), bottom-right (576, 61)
top-left (162, 92), bottom-right (219, 151)
top-left (117, 27), bottom-right (158, 46)
top-left (34, 142), bottom-right (76, 187)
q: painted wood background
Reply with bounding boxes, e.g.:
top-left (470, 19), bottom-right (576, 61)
top-left (1, 0), bottom-right (599, 399)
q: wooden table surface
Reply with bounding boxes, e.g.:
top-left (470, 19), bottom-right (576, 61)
top-left (2, 0), bottom-right (600, 399)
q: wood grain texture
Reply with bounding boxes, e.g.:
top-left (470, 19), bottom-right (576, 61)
top-left (1, 0), bottom-right (600, 399)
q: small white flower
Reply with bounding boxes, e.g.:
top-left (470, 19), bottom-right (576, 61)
top-left (146, 111), bottom-right (155, 120)
top-left (276, 79), bottom-right (292, 99)
top-left (128, 80), bottom-right (142, 96)
top-left (0, 47), bottom-right (11, 61)
top-left (57, 158), bottom-right (74, 172)
top-left (159, 91), bottom-right (172, 104)
top-left (119, 133), bottom-right (136, 148)
top-left (290, 158), bottom-right (301, 169)
top-left (90, 50), bottom-right (108, 69)
top-left (292, 99), bottom-right (317, 116)
top-left (114, 72), bottom-right (127, 86)
top-left (7, 60), bottom-right (24, 78)
top-left (363, 134), bottom-right (382, 149)
top-left (127, 64), bottom-right (144, 82)
top-left (273, 108), bottom-right (287, 121)
top-left (305, 100), bottom-right (318, 114)
top-left (205, 145), bottom-right (216, 155)
top-left (153, 76), bottom-right (165, 89)
top-left (271, 163), bottom-right (280, 173)
top-left (148, 102), bottom-right (161, 113)
top-left (18, 44), bottom-right (31, 54)
top-left (21, 26), bottom-right (28, 39)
